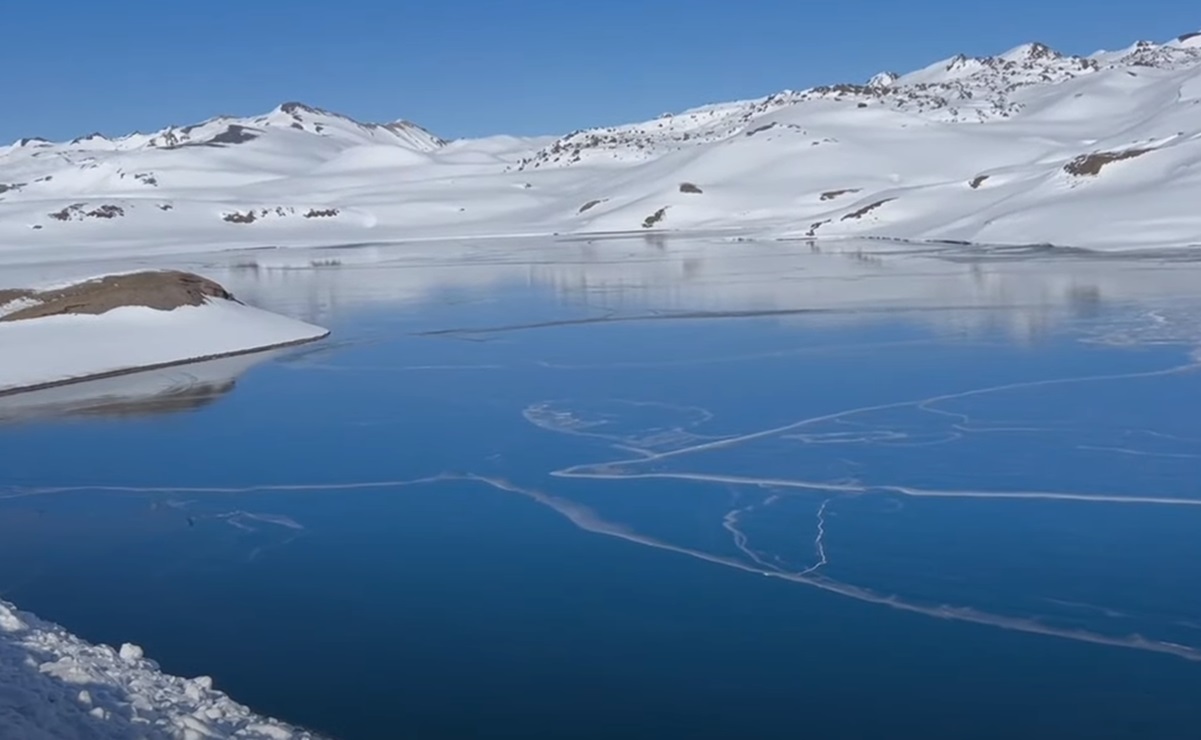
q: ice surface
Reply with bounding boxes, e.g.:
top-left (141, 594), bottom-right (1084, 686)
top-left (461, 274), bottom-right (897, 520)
top-left (4, 240), bottom-right (1201, 736)
top-left (10, 317), bottom-right (1201, 664)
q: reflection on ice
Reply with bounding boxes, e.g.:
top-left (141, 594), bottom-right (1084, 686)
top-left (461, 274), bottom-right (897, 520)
top-left (12, 236), bottom-right (1201, 345)
top-left (0, 350), bottom-right (286, 425)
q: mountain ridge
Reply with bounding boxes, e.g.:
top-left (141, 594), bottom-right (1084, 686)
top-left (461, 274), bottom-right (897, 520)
top-left (2, 30), bottom-right (1201, 256)
top-left (2, 101), bottom-right (445, 155)
top-left (11, 32), bottom-right (1200, 154)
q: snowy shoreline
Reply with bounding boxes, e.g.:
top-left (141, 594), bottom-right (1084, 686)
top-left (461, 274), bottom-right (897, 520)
top-left (0, 598), bottom-right (322, 740)
top-left (0, 328), bottom-right (327, 398)
top-left (0, 272), bottom-right (329, 395)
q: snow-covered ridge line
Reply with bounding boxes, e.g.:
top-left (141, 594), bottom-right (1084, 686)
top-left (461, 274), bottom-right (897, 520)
top-left (3, 29), bottom-right (1201, 252)
top-left (2, 101), bottom-right (446, 154)
top-left (0, 598), bottom-right (321, 739)
top-left (515, 35), bottom-right (1201, 169)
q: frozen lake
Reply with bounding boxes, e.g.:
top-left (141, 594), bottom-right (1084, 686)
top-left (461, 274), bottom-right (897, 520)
top-left (3, 236), bottom-right (1201, 739)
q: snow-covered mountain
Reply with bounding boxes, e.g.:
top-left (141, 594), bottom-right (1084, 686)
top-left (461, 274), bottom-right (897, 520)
top-left (4, 31), bottom-right (1201, 258)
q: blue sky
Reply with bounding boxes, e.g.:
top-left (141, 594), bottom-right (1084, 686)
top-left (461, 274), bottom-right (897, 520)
top-left (5, 1), bottom-right (1197, 142)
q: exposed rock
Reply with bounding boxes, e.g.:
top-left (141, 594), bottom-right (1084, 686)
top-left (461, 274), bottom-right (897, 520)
top-left (223, 210), bottom-right (257, 224)
top-left (1063, 148), bottom-right (1151, 176)
top-left (47, 204), bottom-right (126, 222)
top-left (203, 125), bottom-right (260, 147)
top-left (841, 198), bottom-right (895, 221)
top-left (0, 271), bottom-right (238, 323)
top-left (222, 206), bottom-right (308, 223)
top-left (303, 208), bottom-right (339, 218)
top-left (642, 206), bottom-right (669, 228)
top-left (0, 289), bottom-right (34, 307)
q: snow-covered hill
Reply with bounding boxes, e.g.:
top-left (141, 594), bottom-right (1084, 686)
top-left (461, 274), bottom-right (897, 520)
top-left (4, 31), bottom-right (1201, 257)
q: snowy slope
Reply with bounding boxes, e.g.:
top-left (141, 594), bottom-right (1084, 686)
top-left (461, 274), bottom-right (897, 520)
top-left (0, 599), bottom-right (319, 739)
top-left (3, 32), bottom-right (1201, 254)
top-left (0, 297), bottom-right (328, 393)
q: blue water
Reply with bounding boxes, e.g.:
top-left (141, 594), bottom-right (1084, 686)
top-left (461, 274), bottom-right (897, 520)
top-left (3, 241), bottom-right (1201, 739)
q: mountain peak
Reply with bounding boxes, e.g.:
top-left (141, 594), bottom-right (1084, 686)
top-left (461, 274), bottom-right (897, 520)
top-left (999, 41), bottom-right (1062, 62)
top-left (277, 101), bottom-right (327, 116)
top-left (868, 71), bottom-right (899, 88)
top-left (0, 102), bottom-right (446, 155)
top-left (264, 102), bottom-right (446, 148)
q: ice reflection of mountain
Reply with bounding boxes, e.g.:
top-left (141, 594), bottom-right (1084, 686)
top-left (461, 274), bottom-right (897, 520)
top-left (200, 238), bottom-right (1201, 345)
top-left (9, 237), bottom-right (1201, 344)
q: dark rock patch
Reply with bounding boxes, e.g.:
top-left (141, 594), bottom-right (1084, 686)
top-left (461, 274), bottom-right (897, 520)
top-left (223, 210), bottom-right (257, 224)
top-left (203, 125), bottom-right (260, 146)
top-left (303, 208), bottom-right (339, 219)
top-left (0, 271), bottom-right (238, 323)
top-left (1063, 148), bottom-right (1150, 176)
top-left (48, 204), bottom-right (85, 221)
top-left (87, 205), bottom-right (124, 219)
top-left (642, 207), bottom-right (669, 229)
top-left (745, 123), bottom-right (778, 137)
top-left (48, 203), bottom-right (126, 222)
top-left (0, 289), bottom-right (34, 306)
top-left (841, 198), bottom-right (895, 221)
top-left (806, 219), bottom-right (831, 237)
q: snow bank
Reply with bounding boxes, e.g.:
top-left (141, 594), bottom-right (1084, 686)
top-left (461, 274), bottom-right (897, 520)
top-left (0, 598), bottom-right (319, 739)
top-left (0, 298), bottom-right (328, 394)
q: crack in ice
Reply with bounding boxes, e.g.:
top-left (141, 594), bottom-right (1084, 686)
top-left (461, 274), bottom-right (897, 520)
top-left (797, 499), bottom-right (831, 577)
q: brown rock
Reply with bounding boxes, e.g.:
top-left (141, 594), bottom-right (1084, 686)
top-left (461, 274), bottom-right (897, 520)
top-left (0, 271), bottom-right (238, 323)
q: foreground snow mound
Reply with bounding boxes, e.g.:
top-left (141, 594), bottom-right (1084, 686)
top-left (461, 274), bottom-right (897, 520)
top-left (0, 272), bottom-right (328, 393)
top-left (0, 599), bottom-right (318, 739)
top-left (3, 32), bottom-right (1201, 251)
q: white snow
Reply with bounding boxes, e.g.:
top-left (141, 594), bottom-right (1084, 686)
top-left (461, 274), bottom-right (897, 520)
top-left (0, 297), bottom-right (328, 393)
top-left (2, 32), bottom-right (1201, 257)
top-left (0, 598), bottom-right (318, 739)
